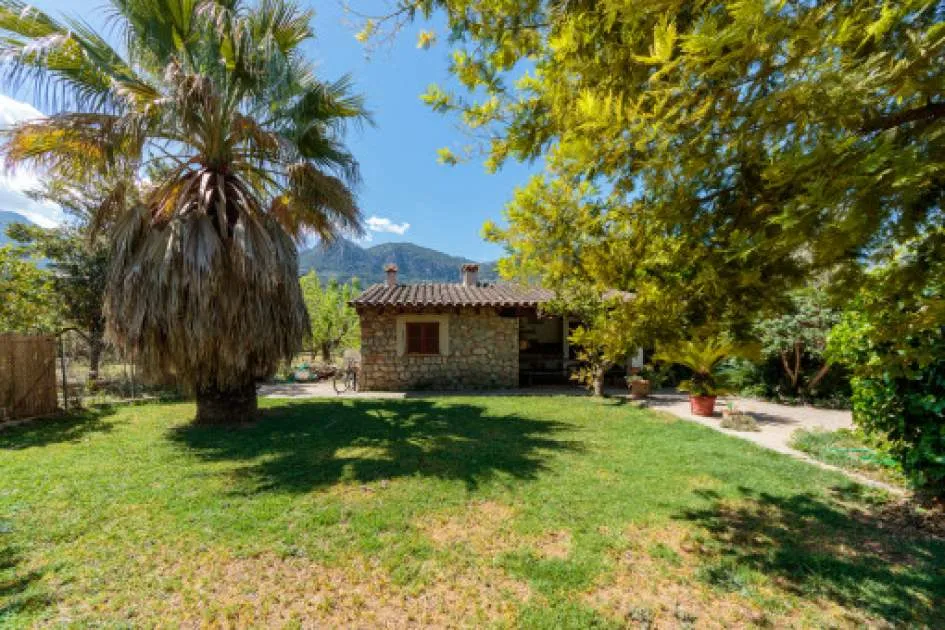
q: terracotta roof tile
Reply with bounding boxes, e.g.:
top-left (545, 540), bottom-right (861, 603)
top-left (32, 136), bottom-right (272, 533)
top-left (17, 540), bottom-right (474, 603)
top-left (351, 283), bottom-right (556, 308)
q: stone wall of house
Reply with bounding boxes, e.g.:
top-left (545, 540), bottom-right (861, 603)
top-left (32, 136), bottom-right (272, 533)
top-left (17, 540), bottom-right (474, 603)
top-left (358, 308), bottom-right (519, 391)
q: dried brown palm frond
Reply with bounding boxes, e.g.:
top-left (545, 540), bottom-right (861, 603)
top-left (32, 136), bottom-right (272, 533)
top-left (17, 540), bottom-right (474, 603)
top-left (107, 203), bottom-right (307, 392)
top-left (0, 0), bottom-right (369, 422)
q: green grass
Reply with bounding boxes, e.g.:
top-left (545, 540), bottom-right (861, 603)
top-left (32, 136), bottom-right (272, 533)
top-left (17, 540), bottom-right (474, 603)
top-left (1, 397), bottom-right (942, 627)
top-left (790, 427), bottom-right (907, 486)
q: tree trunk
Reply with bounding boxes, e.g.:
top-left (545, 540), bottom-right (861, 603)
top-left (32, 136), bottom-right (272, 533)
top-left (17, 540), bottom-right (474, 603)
top-left (321, 342), bottom-right (331, 362)
top-left (195, 378), bottom-right (257, 425)
top-left (592, 369), bottom-right (606, 397)
top-left (87, 333), bottom-right (104, 383)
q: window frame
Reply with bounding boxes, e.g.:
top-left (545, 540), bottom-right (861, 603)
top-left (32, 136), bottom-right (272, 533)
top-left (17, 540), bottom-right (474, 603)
top-left (405, 321), bottom-right (440, 355)
top-left (396, 314), bottom-right (449, 357)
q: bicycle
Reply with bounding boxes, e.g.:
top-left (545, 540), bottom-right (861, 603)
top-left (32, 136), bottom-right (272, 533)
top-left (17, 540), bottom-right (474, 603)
top-left (333, 354), bottom-right (360, 394)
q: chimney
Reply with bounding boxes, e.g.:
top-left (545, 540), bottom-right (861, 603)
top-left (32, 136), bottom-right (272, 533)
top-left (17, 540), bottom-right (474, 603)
top-left (384, 263), bottom-right (398, 287)
top-left (461, 263), bottom-right (480, 287)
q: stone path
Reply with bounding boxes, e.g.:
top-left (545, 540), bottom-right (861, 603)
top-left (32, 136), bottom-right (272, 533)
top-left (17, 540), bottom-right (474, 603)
top-left (647, 391), bottom-right (902, 493)
top-left (259, 380), bottom-right (404, 399)
top-left (647, 391), bottom-right (852, 457)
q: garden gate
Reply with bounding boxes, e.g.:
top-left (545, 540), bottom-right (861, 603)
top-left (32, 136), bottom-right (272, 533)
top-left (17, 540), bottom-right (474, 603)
top-left (0, 333), bottom-right (58, 421)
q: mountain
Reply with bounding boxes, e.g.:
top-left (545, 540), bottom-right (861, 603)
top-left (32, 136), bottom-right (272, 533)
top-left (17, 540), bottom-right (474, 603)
top-left (0, 210), bottom-right (36, 246)
top-left (298, 238), bottom-right (499, 284)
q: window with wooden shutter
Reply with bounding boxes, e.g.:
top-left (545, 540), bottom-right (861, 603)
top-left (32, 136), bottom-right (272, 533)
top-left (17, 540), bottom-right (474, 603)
top-left (406, 322), bottom-right (440, 355)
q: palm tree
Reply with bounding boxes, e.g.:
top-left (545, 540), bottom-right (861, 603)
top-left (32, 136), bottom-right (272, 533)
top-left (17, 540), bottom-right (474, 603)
top-left (0, 0), bottom-right (366, 423)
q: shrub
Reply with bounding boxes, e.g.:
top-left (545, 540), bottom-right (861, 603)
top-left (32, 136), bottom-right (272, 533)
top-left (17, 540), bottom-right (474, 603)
top-left (719, 413), bottom-right (760, 432)
top-left (827, 276), bottom-right (945, 493)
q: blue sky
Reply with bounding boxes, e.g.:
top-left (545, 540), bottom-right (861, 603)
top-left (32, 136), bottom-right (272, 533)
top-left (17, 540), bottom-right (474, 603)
top-left (0, 0), bottom-right (538, 261)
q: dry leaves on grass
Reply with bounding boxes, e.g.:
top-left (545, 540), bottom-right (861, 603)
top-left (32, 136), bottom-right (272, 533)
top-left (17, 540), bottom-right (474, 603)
top-left (417, 500), bottom-right (519, 556)
top-left (584, 518), bottom-right (872, 629)
top-left (51, 545), bottom-right (531, 628)
top-left (418, 500), bottom-right (573, 561)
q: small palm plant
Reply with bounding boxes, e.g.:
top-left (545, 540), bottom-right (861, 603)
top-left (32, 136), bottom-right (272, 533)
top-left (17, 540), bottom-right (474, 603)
top-left (654, 337), bottom-right (758, 415)
top-left (0, 0), bottom-right (367, 423)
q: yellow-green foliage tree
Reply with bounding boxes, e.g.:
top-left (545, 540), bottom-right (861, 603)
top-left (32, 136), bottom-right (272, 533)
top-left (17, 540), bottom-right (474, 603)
top-left (375, 0), bottom-right (943, 343)
top-left (484, 176), bottom-right (684, 395)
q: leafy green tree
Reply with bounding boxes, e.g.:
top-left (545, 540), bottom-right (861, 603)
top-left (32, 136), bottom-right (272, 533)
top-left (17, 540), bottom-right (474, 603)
top-left (755, 290), bottom-right (840, 398)
top-left (6, 222), bottom-right (109, 380)
top-left (299, 272), bottom-right (360, 361)
top-left (0, 0), bottom-right (367, 423)
top-left (0, 244), bottom-right (58, 332)
top-left (564, 296), bottom-right (636, 397)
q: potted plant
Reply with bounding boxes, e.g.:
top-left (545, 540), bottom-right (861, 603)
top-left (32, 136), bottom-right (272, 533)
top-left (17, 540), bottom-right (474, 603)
top-left (627, 372), bottom-right (651, 399)
top-left (654, 337), bottom-right (755, 417)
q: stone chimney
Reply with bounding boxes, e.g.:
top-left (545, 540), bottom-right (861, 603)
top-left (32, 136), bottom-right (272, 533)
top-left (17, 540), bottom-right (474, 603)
top-left (384, 263), bottom-right (398, 287)
top-left (461, 263), bottom-right (480, 287)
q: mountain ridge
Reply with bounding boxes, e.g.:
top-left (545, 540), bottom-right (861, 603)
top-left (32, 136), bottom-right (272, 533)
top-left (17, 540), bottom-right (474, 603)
top-left (298, 238), bottom-right (499, 284)
top-left (0, 210), bottom-right (36, 246)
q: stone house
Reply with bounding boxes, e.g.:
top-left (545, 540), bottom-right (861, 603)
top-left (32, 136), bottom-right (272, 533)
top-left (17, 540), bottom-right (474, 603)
top-left (351, 263), bottom-right (641, 391)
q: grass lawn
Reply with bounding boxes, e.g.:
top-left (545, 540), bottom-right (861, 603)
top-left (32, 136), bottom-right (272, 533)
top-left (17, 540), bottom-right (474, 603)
top-left (2, 396), bottom-right (943, 627)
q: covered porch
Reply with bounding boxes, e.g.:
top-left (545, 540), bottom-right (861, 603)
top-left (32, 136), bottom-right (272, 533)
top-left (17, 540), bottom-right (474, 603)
top-left (516, 311), bottom-right (643, 386)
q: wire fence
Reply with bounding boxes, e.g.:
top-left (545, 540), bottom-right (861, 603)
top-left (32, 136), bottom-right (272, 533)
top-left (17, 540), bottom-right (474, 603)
top-left (54, 329), bottom-right (181, 412)
top-left (4, 330), bottom-right (351, 422)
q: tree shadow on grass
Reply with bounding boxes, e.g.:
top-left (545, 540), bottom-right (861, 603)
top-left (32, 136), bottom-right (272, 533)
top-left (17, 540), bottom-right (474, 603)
top-left (0, 406), bottom-right (118, 450)
top-left (170, 399), bottom-right (583, 494)
top-left (0, 539), bottom-right (52, 620)
top-left (676, 486), bottom-right (945, 626)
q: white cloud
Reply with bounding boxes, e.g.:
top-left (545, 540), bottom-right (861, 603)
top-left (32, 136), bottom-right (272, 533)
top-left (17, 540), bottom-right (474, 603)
top-left (0, 94), bottom-right (63, 226)
top-left (365, 215), bottom-right (410, 235)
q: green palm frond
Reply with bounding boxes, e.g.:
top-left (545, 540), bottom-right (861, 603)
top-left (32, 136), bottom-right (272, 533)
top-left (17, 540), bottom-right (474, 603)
top-left (0, 0), bottom-right (366, 390)
top-left (0, 0), bottom-right (154, 111)
top-left (654, 338), bottom-right (735, 375)
top-left (655, 336), bottom-right (760, 396)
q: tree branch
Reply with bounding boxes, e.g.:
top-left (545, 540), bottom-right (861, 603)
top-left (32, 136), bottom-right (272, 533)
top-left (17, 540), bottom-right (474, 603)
top-left (780, 350), bottom-right (796, 385)
top-left (860, 101), bottom-right (945, 133)
top-left (808, 362), bottom-right (831, 391)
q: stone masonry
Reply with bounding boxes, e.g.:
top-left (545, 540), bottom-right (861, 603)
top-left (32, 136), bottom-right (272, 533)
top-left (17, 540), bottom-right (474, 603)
top-left (358, 308), bottom-right (519, 391)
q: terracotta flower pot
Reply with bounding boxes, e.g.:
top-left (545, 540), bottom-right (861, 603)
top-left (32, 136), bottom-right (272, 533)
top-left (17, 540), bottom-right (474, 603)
top-left (629, 379), bottom-right (651, 399)
top-left (690, 395), bottom-right (717, 416)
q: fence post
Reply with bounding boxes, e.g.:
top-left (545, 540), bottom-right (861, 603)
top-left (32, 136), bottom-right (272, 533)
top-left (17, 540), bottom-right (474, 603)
top-left (59, 333), bottom-right (68, 412)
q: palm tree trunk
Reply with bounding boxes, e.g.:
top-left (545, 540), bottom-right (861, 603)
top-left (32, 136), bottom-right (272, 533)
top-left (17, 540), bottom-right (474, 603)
top-left (195, 377), bottom-right (257, 424)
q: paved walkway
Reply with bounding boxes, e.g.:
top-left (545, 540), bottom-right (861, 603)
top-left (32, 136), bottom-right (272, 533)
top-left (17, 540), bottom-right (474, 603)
top-left (647, 391), bottom-right (852, 457)
top-left (260, 380), bottom-right (404, 399)
top-left (259, 382), bottom-right (899, 492)
top-left (646, 391), bottom-right (903, 493)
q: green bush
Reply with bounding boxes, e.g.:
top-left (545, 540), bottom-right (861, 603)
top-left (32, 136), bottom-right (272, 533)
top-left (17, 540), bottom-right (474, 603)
top-left (827, 281), bottom-right (945, 492)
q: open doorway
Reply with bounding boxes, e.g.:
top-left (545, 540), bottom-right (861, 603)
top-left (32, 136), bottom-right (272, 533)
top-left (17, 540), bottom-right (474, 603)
top-left (518, 311), bottom-right (575, 385)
